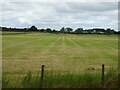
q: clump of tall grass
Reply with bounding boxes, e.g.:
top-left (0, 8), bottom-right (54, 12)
top-left (21, 71), bottom-right (41, 88)
top-left (2, 75), bottom-right (9, 88)
top-left (2, 66), bottom-right (118, 88)
top-left (21, 71), bottom-right (32, 88)
top-left (104, 67), bottom-right (118, 88)
top-left (43, 70), bottom-right (103, 88)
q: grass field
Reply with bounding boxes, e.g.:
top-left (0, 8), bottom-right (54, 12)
top-left (2, 32), bottom-right (118, 88)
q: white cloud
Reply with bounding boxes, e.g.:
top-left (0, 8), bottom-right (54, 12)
top-left (2, 0), bottom-right (119, 2)
top-left (1, 2), bottom-right (118, 30)
top-left (17, 17), bottom-right (31, 24)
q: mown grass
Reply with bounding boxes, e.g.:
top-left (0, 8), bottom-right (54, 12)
top-left (2, 32), bottom-right (118, 88)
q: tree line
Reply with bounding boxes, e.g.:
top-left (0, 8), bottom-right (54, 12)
top-left (1, 25), bottom-right (119, 34)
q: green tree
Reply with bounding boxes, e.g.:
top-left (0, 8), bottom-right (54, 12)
top-left (46, 28), bottom-right (52, 33)
top-left (74, 28), bottom-right (83, 34)
top-left (40, 29), bottom-right (45, 32)
top-left (52, 29), bottom-right (59, 34)
top-left (29, 26), bottom-right (37, 31)
top-left (106, 28), bottom-right (112, 34)
top-left (60, 27), bottom-right (65, 33)
top-left (65, 27), bottom-right (73, 33)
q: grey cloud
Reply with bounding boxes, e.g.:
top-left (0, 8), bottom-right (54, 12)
top-left (1, 2), bottom-right (118, 30)
top-left (67, 2), bottom-right (117, 12)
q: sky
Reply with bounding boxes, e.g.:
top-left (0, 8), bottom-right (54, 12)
top-left (1, 1), bottom-right (118, 31)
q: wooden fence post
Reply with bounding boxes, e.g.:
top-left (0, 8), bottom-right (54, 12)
top-left (40, 65), bottom-right (44, 88)
top-left (101, 64), bottom-right (105, 87)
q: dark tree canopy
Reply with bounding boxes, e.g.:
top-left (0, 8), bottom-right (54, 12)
top-left (106, 28), bottom-right (113, 34)
top-left (60, 27), bottom-right (65, 33)
top-left (65, 27), bottom-right (73, 32)
top-left (52, 29), bottom-right (59, 34)
top-left (40, 29), bottom-right (45, 32)
top-left (74, 28), bottom-right (83, 34)
top-left (29, 26), bottom-right (37, 31)
top-left (46, 28), bottom-right (52, 33)
top-left (1, 26), bottom-right (118, 34)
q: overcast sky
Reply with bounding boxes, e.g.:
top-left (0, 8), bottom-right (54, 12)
top-left (1, 2), bottom-right (118, 30)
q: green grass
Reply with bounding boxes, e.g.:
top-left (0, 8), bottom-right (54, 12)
top-left (2, 67), bottom-right (118, 88)
top-left (2, 32), bottom-right (118, 88)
